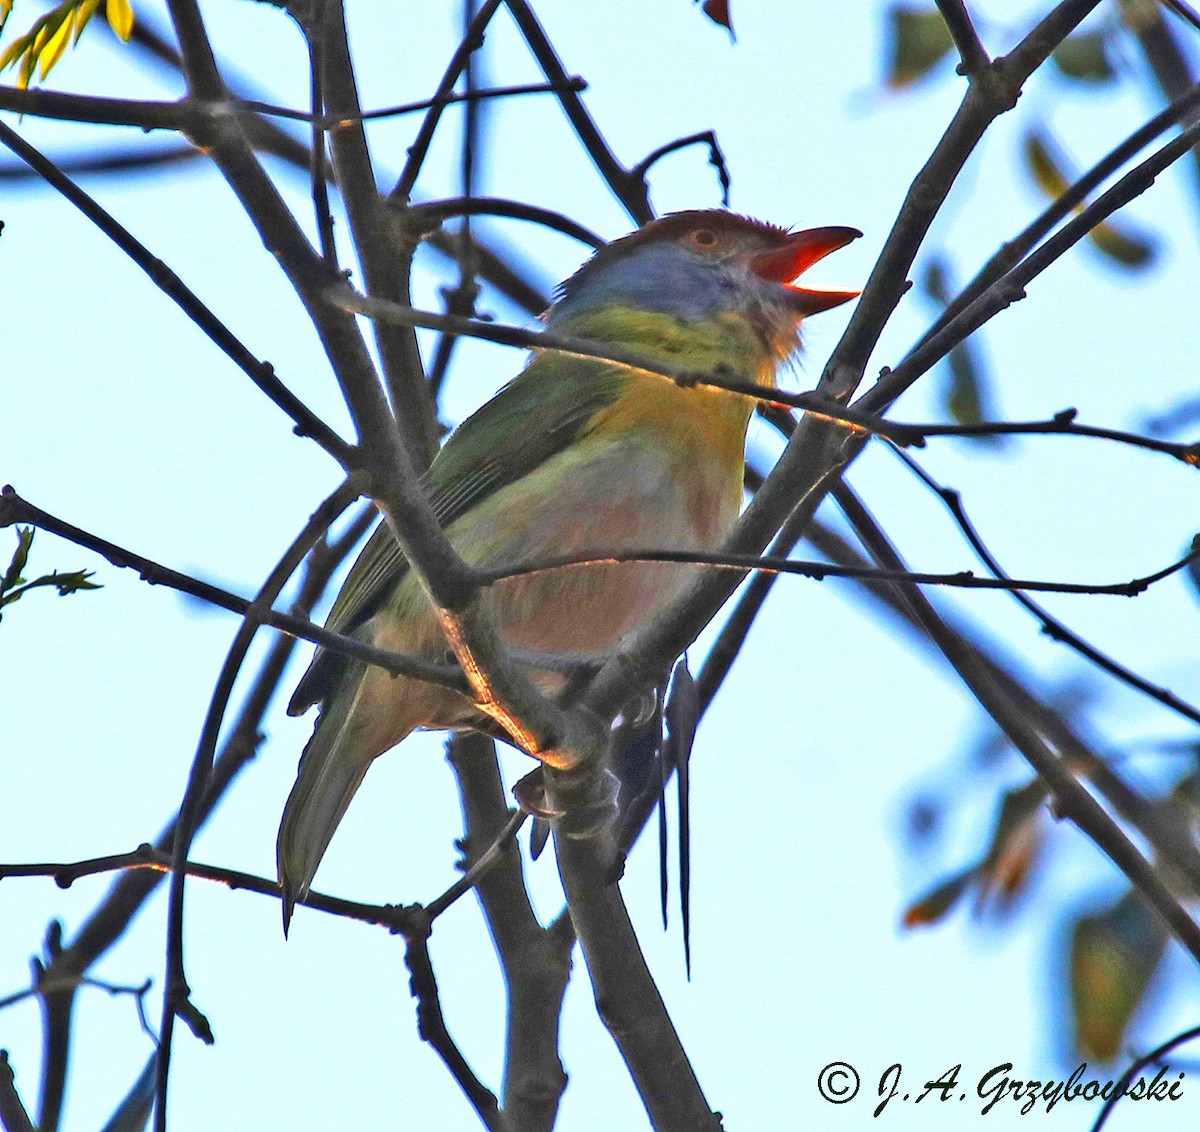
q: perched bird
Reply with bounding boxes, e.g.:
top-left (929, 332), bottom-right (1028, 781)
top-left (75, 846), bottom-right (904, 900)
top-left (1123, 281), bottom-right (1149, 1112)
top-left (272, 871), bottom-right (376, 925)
top-left (277, 210), bottom-right (860, 929)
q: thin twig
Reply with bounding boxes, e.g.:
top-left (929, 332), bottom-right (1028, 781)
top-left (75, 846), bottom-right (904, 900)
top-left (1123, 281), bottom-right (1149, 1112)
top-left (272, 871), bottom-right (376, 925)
top-left (426, 810), bottom-right (527, 919)
top-left (404, 196), bottom-right (604, 248)
top-left (339, 290), bottom-right (1200, 467)
top-left (891, 445), bottom-right (1200, 727)
top-left (835, 483), bottom-right (1200, 968)
top-left (305, 1), bottom-right (337, 267)
top-left (405, 927), bottom-right (506, 1131)
top-left (1093, 1022), bottom-right (1200, 1130)
top-left (629, 130), bottom-right (730, 207)
top-left (503, 0), bottom-right (653, 224)
top-left (935, 0), bottom-right (990, 78)
top-left (862, 116), bottom-right (1200, 413)
top-left (393, 0), bottom-right (504, 203)
top-left (319, 0), bottom-right (439, 467)
top-left (0, 121), bottom-right (354, 467)
top-left (241, 78), bottom-right (586, 126)
top-left (28, 506), bottom-right (373, 1131)
top-left (0, 487), bottom-right (465, 692)
top-left (472, 541), bottom-right (1200, 599)
top-left (913, 81), bottom-right (1200, 357)
top-left (157, 475), bottom-right (368, 1113)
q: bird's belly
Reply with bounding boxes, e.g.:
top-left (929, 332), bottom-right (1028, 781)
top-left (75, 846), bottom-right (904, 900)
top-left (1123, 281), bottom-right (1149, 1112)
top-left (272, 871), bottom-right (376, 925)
top-left (457, 435), bottom-right (738, 657)
top-left (362, 433), bottom-right (741, 740)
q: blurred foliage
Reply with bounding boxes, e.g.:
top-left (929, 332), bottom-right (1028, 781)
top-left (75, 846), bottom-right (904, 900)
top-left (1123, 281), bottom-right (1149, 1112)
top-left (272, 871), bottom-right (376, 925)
top-left (1023, 130), bottom-right (1158, 267)
top-left (903, 778), bottom-right (1049, 928)
top-left (1071, 888), bottom-right (1168, 1060)
top-left (0, 0), bottom-right (133, 90)
top-left (920, 257), bottom-right (1004, 439)
top-left (885, 10), bottom-right (1194, 1064)
top-left (884, 4), bottom-right (955, 88)
top-left (695, 0), bottom-right (734, 38)
top-left (0, 526), bottom-right (100, 621)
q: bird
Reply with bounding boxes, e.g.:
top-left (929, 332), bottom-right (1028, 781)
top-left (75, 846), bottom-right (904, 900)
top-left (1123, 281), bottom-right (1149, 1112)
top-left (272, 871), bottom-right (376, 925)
top-left (277, 209), bottom-right (860, 931)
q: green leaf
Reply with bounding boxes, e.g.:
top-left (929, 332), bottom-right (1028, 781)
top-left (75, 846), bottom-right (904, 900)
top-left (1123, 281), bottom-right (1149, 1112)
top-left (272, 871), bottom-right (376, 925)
top-left (1, 527), bottom-right (34, 594)
top-left (885, 5), bottom-right (953, 88)
top-left (50, 569), bottom-right (101, 595)
top-left (1070, 889), bottom-right (1167, 1060)
top-left (1024, 130), bottom-right (1072, 199)
top-left (945, 342), bottom-right (989, 428)
top-left (0, 529), bottom-right (100, 621)
top-left (1052, 30), bottom-right (1115, 82)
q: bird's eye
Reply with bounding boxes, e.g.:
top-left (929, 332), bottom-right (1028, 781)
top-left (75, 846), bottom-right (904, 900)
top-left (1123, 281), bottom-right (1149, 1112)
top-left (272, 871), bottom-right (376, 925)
top-left (688, 228), bottom-right (720, 251)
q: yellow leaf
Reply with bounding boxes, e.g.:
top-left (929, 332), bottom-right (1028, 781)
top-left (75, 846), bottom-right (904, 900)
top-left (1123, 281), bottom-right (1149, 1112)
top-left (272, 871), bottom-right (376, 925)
top-left (106, 0), bottom-right (134, 41)
top-left (18, 39), bottom-right (37, 89)
top-left (0, 33), bottom-right (31, 74)
top-left (39, 12), bottom-right (75, 78)
top-left (1088, 221), bottom-right (1155, 268)
top-left (74, 0), bottom-right (104, 44)
top-left (1024, 131), bottom-right (1071, 199)
top-left (1024, 129), bottom-right (1157, 271)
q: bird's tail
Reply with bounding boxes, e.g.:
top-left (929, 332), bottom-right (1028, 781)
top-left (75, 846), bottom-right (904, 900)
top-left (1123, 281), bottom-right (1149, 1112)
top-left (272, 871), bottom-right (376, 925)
top-left (277, 671), bottom-right (377, 935)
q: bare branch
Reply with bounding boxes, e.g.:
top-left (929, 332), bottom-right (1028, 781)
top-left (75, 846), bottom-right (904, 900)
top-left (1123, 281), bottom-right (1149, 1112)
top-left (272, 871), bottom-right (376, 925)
top-left (834, 483), bottom-right (1200, 968)
top-left (552, 832), bottom-right (720, 1131)
top-left (502, 0), bottom-right (653, 223)
top-left (392, 0), bottom-right (504, 203)
top-left (0, 1052), bottom-right (35, 1132)
top-left (0, 123), bottom-right (354, 467)
top-left (863, 116), bottom-right (1200, 413)
top-left (891, 446), bottom-right (1200, 726)
top-left (404, 924), bottom-right (506, 1131)
top-left (935, 0), bottom-right (990, 78)
top-left (0, 487), bottom-right (465, 692)
top-left (472, 541), bottom-right (1200, 599)
top-left (0, 85), bottom-right (186, 129)
top-left (914, 81), bottom-right (1200, 357)
top-left (317, 0), bottom-right (439, 465)
top-left (404, 197), bottom-right (604, 248)
top-left (629, 130), bottom-right (730, 207)
top-left (446, 734), bottom-right (571, 1129)
top-left (156, 473), bottom-right (372, 1110)
top-left (241, 78), bottom-right (587, 126)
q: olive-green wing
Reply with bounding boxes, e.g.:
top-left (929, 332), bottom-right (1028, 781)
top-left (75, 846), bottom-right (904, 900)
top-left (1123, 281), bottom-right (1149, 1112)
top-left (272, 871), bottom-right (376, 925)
top-left (287, 354), bottom-right (626, 714)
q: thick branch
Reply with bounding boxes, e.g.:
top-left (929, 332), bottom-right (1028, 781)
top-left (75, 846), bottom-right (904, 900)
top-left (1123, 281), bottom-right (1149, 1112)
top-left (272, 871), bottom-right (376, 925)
top-left (553, 834), bottom-right (720, 1131)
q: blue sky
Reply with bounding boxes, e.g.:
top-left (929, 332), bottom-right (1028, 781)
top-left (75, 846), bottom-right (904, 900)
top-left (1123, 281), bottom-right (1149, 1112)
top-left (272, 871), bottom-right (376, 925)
top-left (3, 1), bottom-right (1200, 1129)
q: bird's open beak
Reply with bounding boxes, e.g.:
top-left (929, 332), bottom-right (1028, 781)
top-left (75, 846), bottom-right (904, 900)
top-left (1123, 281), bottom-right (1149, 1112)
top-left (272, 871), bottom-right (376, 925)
top-left (748, 225), bottom-right (862, 316)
